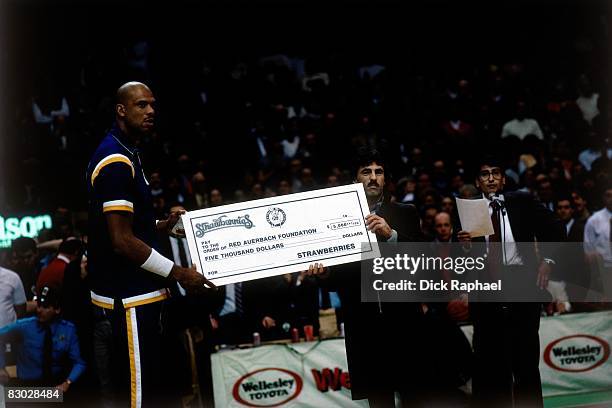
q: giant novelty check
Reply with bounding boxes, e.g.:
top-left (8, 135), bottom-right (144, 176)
top-left (181, 184), bottom-right (380, 285)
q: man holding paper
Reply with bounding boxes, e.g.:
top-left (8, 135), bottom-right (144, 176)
top-left (86, 82), bottom-right (214, 408)
top-left (456, 156), bottom-right (565, 408)
top-left (315, 148), bottom-right (426, 407)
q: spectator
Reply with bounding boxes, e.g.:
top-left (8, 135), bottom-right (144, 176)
top-left (572, 190), bottom-right (591, 222)
top-left (0, 266), bottom-right (27, 327)
top-left (8, 238), bottom-right (39, 301)
top-left (0, 285), bottom-right (85, 391)
top-left (501, 101), bottom-right (544, 140)
top-left (554, 196), bottom-right (587, 308)
top-left (583, 186), bottom-right (612, 299)
top-left (421, 204), bottom-right (439, 242)
top-left (575, 74), bottom-right (600, 125)
top-left (36, 238), bottom-right (84, 292)
top-left (209, 188), bottom-right (224, 206)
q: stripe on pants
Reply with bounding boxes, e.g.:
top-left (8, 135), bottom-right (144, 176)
top-left (126, 308), bottom-right (142, 408)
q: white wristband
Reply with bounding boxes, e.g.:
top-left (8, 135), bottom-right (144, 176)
top-left (141, 249), bottom-right (174, 278)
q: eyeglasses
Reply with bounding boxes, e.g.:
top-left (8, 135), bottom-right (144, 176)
top-left (478, 168), bottom-right (503, 180)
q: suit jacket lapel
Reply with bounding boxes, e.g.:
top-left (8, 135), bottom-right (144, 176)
top-left (504, 194), bottom-right (522, 242)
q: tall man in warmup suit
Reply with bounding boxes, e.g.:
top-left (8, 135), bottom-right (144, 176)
top-left (311, 148), bottom-right (425, 407)
top-left (457, 156), bottom-right (565, 408)
top-left (86, 82), bottom-right (215, 408)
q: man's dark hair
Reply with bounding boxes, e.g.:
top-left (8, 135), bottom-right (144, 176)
top-left (58, 238), bottom-right (84, 257)
top-left (352, 147), bottom-right (386, 174)
top-left (11, 237), bottom-right (37, 254)
top-left (473, 155), bottom-right (504, 180)
top-left (555, 194), bottom-right (575, 210)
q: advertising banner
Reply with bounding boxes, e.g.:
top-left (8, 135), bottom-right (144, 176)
top-left (211, 339), bottom-right (367, 407)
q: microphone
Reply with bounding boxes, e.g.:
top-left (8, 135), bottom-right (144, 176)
top-left (488, 193), bottom-right (506, 215)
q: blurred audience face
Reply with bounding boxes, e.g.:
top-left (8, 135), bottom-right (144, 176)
top-left (290, 159), bottom-right (302, 175)
top-left (451, 175), bottom-right (464, 192)
top-left (192, 171), bottom-right (207, 195)
top-left (251, 183), bottom-right (264, 199)
top-left (423, 193), bottom-right (437, 207)
top-left (434, 212), bottom-right (452, 242)
top-left (555, 199), bottom-right (574, 223)
top-left (36, 303), bottom-right (60, 325)
top-left (433, 160), bottom-right (446, 174)
top-left (441, 196), bottom-right (454, 214)
top-left (150, 172), bottom-right (162, 190)
top-left (210, 189), bottom-right (223, 206)
top-left (537, 175), bottom-right (553, 202)
top-left (417, 173), bottom-right (431, 191)
top-left (572, 191), bottom-right (587, 213)
top-left (177, 154), bottom-right (191, 174)
top-left (277, 180), bottom-right (291, 196)
top-left (326, 175), bottom-right (339, 187)
top-left (423, 207), bottom-right (439, 233)
top-left (301, 168), bottom-right (315, 186)
top-left (356, 162), bottom-right (385, 200)
top-left (11, 248), bottom-right (38, 275)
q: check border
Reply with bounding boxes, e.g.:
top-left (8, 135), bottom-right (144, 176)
top-left (187, 190), bottom-right (375, 280)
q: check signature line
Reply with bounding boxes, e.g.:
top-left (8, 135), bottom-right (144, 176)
top-left (217, 263), bottom-right (274, 273)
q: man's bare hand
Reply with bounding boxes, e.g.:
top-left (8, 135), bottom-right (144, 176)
top-left (262, 316), bottom-right (276, 329)
top-left (456, 230), bottom-right (471, 242)
top-left (56, 381), bottom-right (70, 393)
top-left (365, 214), bottom-right (392, 240)
top-left (0, 368), bottom-right (9, 385)
top-left (170, 265), bottom-right (216, 294)
top-left (537, 261), bottom-right (551, 290)
top-left (158, 210), bottom-right (186, 237)
top-left (305, 263), bottom-right (327, 277)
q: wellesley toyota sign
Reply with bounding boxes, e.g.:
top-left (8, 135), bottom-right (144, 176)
top-left (544, 334), bottom-right (610, 372)
top-left (232, 368), bottom-right (303, 407)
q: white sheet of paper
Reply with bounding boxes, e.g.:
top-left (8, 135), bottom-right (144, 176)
top-left (181, 184), bottom-right (380, 286)
top-left (455, 197), bottom-right (494, 238)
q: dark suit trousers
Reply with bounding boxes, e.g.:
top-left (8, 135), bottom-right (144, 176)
top-left (470, 299), bottom-right (542, 408)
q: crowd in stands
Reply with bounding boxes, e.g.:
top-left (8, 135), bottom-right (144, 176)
top-left (0, 3), bottom-right (610, 405)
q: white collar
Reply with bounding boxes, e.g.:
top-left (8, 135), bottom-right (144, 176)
top-left (482, 193), bottom-right (505, 202)
top-left (57, 254), bottom-right (71, 264)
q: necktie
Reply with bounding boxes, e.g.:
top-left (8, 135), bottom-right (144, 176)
top-left (488, 201), bottom-right (503, 280)
top-left (234, 283), bottom-right (244, 315)
top-left (42, 325), bottom-right (53, 381)
top-left (177, 238), bottom-right (189, 267)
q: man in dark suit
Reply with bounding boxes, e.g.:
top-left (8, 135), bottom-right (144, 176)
top-left (457, 156), bottom-right (565, 408)
top-left (156, 204), bottom-right (224, 407)
top-left (556, 196), bottom-right (586, 242)
top-left (555, 195), bottom-right (590, 307)
top-left (314, 148), bottom-right (425, 407)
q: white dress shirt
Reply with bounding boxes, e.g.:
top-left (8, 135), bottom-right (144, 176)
top-left (584, 208), bottom-right (612, 268)
top-left (485, 194), bottom-right (524, 266)
top-left (169, 237), bottom-right (190, 295)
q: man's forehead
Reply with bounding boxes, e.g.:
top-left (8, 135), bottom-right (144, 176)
top-left (435, 213), bottom-right (451, 223)
top-left (128, 86), bottom-right (154, 102)
top-left (480, 165), bottom-right (501, 171)
top-left (359, 162), bottom-right (384, 171)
